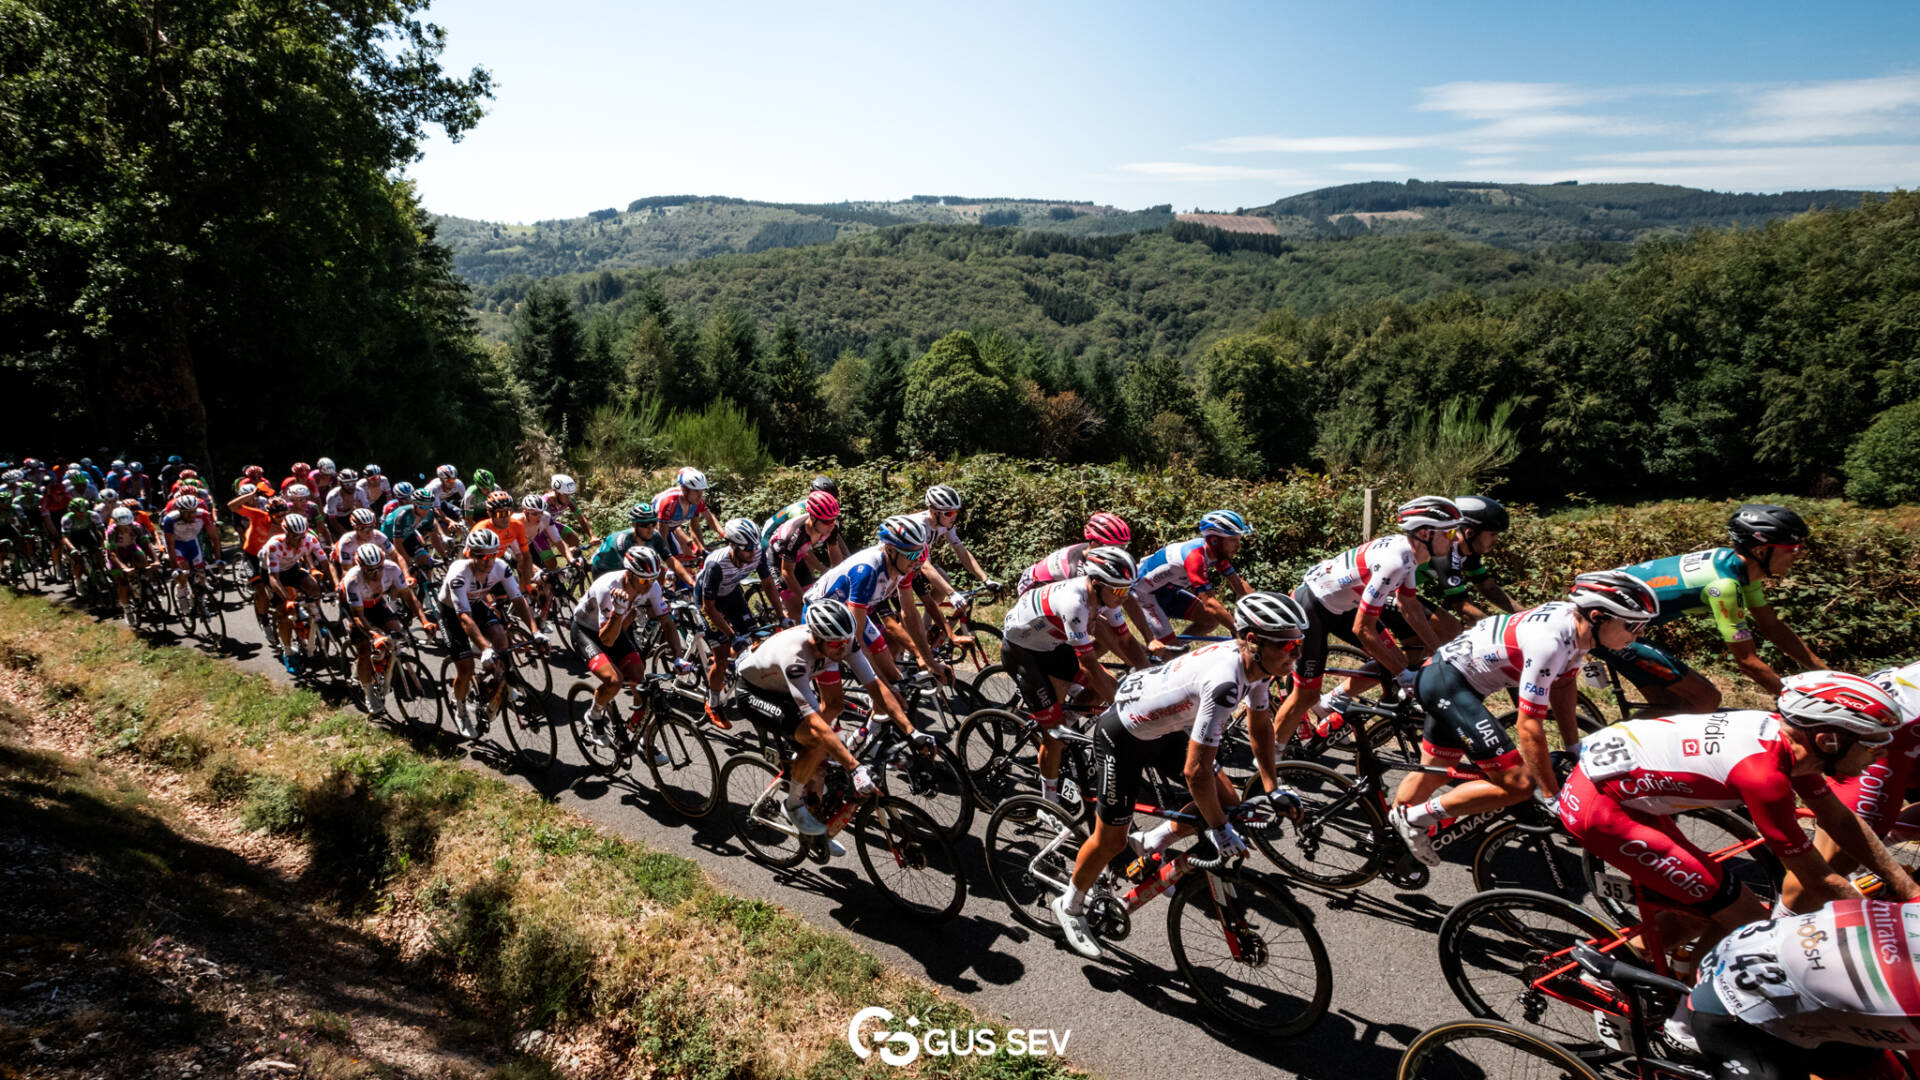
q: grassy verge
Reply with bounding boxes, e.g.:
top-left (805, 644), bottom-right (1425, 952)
top-left (0, 591), bottom-right (1085, 1079)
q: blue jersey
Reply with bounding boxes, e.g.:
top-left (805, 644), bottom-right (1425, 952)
top-left (1617, 547), bottom-right (1767, 643)
top-left (804, 545), bottom-right (904, 612)
top-left (380, 505), bottom-right (429, 542)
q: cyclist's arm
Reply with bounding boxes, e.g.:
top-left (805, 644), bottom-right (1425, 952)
top-left (858, 665), bottom-right (917, 737)
top-left (778, 560), bottom-right (805, 620)
top-left (1395, 590), bottom-right (1449, 652)
top-left (396, 584), bottom-right (428, 627)
top-left (1183, 738), bottom-right (1228, 829)
top-left (1806, 785), bottom-right (1920, 901)
top-left (1247, 704), bottom-right (1278, 794)
top-left (1724, 638), bottom-right (1786, 695)
top-left (1097, 605), bottom-right (1153, 669)
top-left (757, 574), bottom-right (782, 623)
top-left (894, 589), bottom-right (943, 677)
top-left (1351, 607), bottom-right (1411, 675)
top-left (1750, 605), bottom-right (1824, 670)
top-left (1221, 569), bottom-right (1252, 600)
top-left (1474, 576), bottom-right (1517, 614)
top-left (947, 536), bottom-right (990, 584)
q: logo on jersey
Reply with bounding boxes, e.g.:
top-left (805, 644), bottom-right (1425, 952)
top-left (1646, 575), bottom-right (1679, 589)
top-left (1212, 684), bottom-right (1242, 709)
top-left (1682, 738), bottom-right (1701, 756)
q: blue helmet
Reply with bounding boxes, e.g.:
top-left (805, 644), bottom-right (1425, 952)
top-left (877, 514), bottom-right (931, 553)
top-left (1198, 509), bottom-right (1251, 538)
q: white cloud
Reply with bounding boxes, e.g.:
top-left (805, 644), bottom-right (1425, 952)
top-left (1193, 134), bottom-right (1445, 153)
top-left (1463, 156), bottom-right (1518, 168)
top-left (1116, 161), bottom-right (1329, 184)
top-left (1333, 162), bottom-right (1415, 173)
top-left (1497, 143), bottom-right (1920, 190)
top-left (1417, 82), bottom-right (1591, 118)
top-left (1717, 74), bottom-right (1920, 142)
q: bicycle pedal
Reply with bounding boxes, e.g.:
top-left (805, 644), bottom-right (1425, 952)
top-left (1384, 853), bottom-right (1430, 890)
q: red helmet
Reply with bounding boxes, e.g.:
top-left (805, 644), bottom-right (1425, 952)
top-left (291, 462), bottom-right (310, 474)
top-left (805, 491), bottom-right (840, 521)
top-left (1084, 512), bottom-right (1131, 547)
top-left (243, 465), bottom-right (265, 479)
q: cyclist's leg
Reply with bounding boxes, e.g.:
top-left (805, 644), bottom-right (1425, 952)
top-left (1399, 662), bottom-right (1532, 819)
top-left (1070, 711), bottom-right (1142, 894)
top-left (1596, 640), bottom-right (1718, 713)
top-left (573, 617), bottom-right (623, 711)
top-left (1275, 584), bottom-right (1338, 740)
top-left (1002, 640), bottom-right (1072, 784)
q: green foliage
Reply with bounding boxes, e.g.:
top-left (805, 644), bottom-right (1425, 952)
top-left (1398, 398), bottom-right (1523, 493)
top-left (901, 332), bottom-right (1031, 456)
top-left (510, 281), bottom-right (597, 437)
top-left (500, 916), bottom-right (594, 1026)
top-left (241, 775), bottom-right (305, 835)
top-left (1846, 402), bottom-right (1920, 506)
top-left (755, 316), bottom-right (826, 460)
top-left (854, 340), bottom-right (909, 448)
top-left (576, 399), bottom-right (666, 478)
top-left (664, 401), bottom-right (772, 482)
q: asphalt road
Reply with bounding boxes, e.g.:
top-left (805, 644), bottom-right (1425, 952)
top-left (77, 576), bottom-right (1496, 1080)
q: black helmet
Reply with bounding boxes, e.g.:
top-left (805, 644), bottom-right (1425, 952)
top-left (809, 475), bottom-right (838, 496)
top-left (1727, 504), bottom-right (1808, 551)
top-left (1455, 495), bottom-right (1509, 533)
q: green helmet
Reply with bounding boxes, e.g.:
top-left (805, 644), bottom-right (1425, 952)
top-left (628, 500), bottom-right (659, 525)
top-left (472, 468), bottom-right (496, 489)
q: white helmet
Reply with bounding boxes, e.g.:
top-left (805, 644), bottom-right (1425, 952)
top-left (1234, 591), bottom-right (1309, 640)
top-left (805, 599), bottom-right (856, 643)
top-left (1081, 546), bottom-right (1138, 588)
top-left (877, 514), bottom-right (931, 553)
top-left (315, 457), bottom-right (336, 473)
top-left (176, 495), bottom-right (200, 513)
top-left (925, 484), bottom-right (963, 512)
top-left (1397, 496), bottom-right (1465, 532)
top-left (355, 544), bottom-right (385, 568)
top-left (723, 517), bottom-right (761, 550)
top-left (1568, 571), bottom-right (1661, 622)
top-left (622, 545), bottom-right (663, 579)
top-left (288, 483), bottom-right (310, 500)
top-left (283, 513), bottom-right (309, 535)
top-left (436, 464), bottom-right (458, 480)
top-left (350, 507), bottom-right (376, 528)
top-left (551, 473), bottom-right (577, 495)
top-left (1778, 671), bottom-right (1905, 741)
top-left (676, 467), bottom-right (708, 492)
top-left (111, 507), bottom-right (134, 526)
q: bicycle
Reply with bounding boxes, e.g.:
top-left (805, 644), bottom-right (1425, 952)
top-left (565, 673), bottom-right (720, 818)
top-left (1397, 1016), bottom-right (1603, 1079)
top-left (282, 592), bottom-right (344, 683)
top-left (364, 626), bottom-right (437, 731)
top-left (953, 702), bottom-right (1100, 824)
top-left (983, 790), bottom-right (1331, 1036)
top-left (718, 747), bottom-right (966, 922)
top-left (437, 609), bottom-right (559, 772)
top-left (171, 562), bottom-right (229, 645)
top-left (831, 689), bottom-right (975, 841)
top-left (923, 582), bottom-right (1005, 676)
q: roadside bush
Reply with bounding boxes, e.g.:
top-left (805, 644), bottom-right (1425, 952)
top-left (1845, 401), bottom-right (1920, 507)
top-left (195, 752), bottom-right (252, 804)
top-left (665, 400), bottom-right (772, 482)
top-left (499, 916), bottom-right (594, 1026)
top-left (241, 774), bottom-right (304, 835)
top-left (433, 873), bottom-right (518, 982)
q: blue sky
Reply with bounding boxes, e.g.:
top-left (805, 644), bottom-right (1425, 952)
top-left (407, 0), bottom-right (1920, 222)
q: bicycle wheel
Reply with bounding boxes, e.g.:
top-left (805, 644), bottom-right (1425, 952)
top-left (879, 742), bottom-right (974, 841)
top-left (1249, 762), bottom-right (1387, 888)
top-left (1583, 807), bottom-right (1782, 926)
top-left (1472, 817), bottom-right (1591, 902)
top-left (1437, 887), bottom-right (1626, 1054)
top-left (435, 655), bottom-right (482, 741)
top-left (202, 594), bottom-right (229, 646)
top-left (564, 683), bottom-right (621, 775)
top-left (388, 656), bottom-right (437, 732)
top-left (501, 669), bottom-right (558, 773)
top-left (1397, 1019), bottom-right (1601, 1080)
top-left (645, 707), bottom-right (720, 818)
top-left (950, 619), bottom-right (1002, 674)
top-left (719, 753), bottom-right (806, 869)
top-left (854, 796), bottom-right (966, 922)
top-left (983, 794), bottom-right (1085, 937)
top-left (1167, 869), bottom-right (1332, 1037)
top-left (968, 663), bottom-right (1021, 711)
top-left (508, 622), bottom-right (555, 699)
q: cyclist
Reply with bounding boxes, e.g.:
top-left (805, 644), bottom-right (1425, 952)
top-left (516, 493), bottom-right (582, 580)
top-left (279, 461), bottom-right (313, 496)
top-left (1388, 570), bottom-right (1658, 866)
top-left (1606, 503), bottom-right (1825, 712)
top-left (1016, 512), bottom-right (1154, 670)
top-left (907, 484), bottom-right (1000, 622)
top-left (1127, 509), bottom-right (1254, 650)
top-left (324, 468), bottom-right (366, 539)
top-left (804, 515), bottom-right (949, 690)
top-left (434, 527), bottom-right (537, 738)
top-left (653, 466), bottom-right (723, 560)
top-left (225, 484), bottom-right (289, 635)
top-left (381, 488), bottom-right (442, 580)
top-left (329, 507), bottom-right (400, 591)
top-left (103, 506), bottom-right (155, 623)
top-left (759, 474), bottom-right (838, 542)
top-left (734, 598), bottom-right (929, 846)
top-left (588, 501), bottom-right (682, 587)
top-left (480, 489), bottom-right (536, 594)
top-left (1413, 494), bottom-right (1516, 641)
top-left (1689, 900), bottom-right (1920, 1080)
top-left (572, 546), bottom-right (689, 749)
top-left (768, 490), bottom-right (846, 621)
top-left (341, 544), bottom-right (429, 715)
top-left (425, 464), bottom-right (466, 548)
top-left (118, 462), bottom-right (151, 505)
top-left (1560, 670), bottom-right (1920, 967)
top-left (58, 496), bottom-right (105, 595)
top-left (1794, 659), bottom-right (1920, 910)
top-left (1276, 496), bottom-right (1462, 747)
top-left (158, 493), bottom-right (222, 606)
top-left (260, 514), bottom-right (328, 674)
top-left (460, 468), bottom-right (497, 524)
top-left (1001, 546), bottom-right (1139, 805)
top-left (1053, 592), bottom-right (1309, 959)
top-left (542, 473), bottom-right (593, 542)
top-left (695, 517), bottom-right (780, 728)
top-left (356, 464), bottom-right (389, 508)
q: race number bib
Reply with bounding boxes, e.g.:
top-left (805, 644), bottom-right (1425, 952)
top-left (1580, 725), bottom-right (1640, 783)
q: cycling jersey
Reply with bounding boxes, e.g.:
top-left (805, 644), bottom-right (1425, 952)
top-left (1434, 601), bottom-right (1587, 721)
top-left (60, 507), bottom-right (100, 539)
top-left (651, 486), bottom-right (705, 528)
top-left (483, 516), bottom-right (530, 558)
top-left (159, 507), bottom-right (212, 543)
top-left (572, 569), bottom-right (667, 630)
top-left (1302, 534), bottom-right (1420, 617)
top-left (1003, 578), bottom-right (1124, 654)
top-left (1702, 901), bottom-right (1920, 1050)
top-left (381, 504), bottom-right (430, 543)
top-left (437, 556), bottom-right (521, 614)
top-left (355, 477), bottom-right (390, 505)
top-left (695, 545), bottom-right (771, 600)
top-left (1017, 542), bottom-right (1090, 595)
top-left (1417, 546), bottom-right (1492, 603)
top-left (461, 485), bottom-right (492, 521)
top-left (759, 497), bottom-right (808, 542)
top-left (341, 561), bottom-right (407, 609)
top-left (324, 484), bottom-right (369, 518)
top-left (1135, 537), bottom-right (1232, 594)
top-left (232, 504), bottom-right (278, 555)
top-left (736, 624), bottom-right (878, 714)
top-left (907, 509), bottom-right (963, 554)
top-left (105, 522), bottom-right (149, 552)
top-left (1619, 547), bottom-right (1767, 643)
top-left (805, 546), bottom-right (908, 649)
top-left (259, 532), bottom-right (326, 575)
top-left (1109, 640), bottom-right (1269, 746)
top-left (588, 527), bottom-right (672, 575)
top-left (514, 510), bottom-right (565, 556)
top-left (768, 515), bottom-right (841, 569)
top-left (424, 477), bottom-right (465, 511)
top-left (1829, 659), bottom-right (1920, 837)
top-left (540, 491), bottom-right (583, 528)
top-left (332, 529), bottom-right (394, 567)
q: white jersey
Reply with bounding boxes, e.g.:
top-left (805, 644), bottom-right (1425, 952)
top-left (1110, 641), bottom-right (1270, 746)
top-left (437, 556), bottom-right (521, 613)
top-left (332, 528), bottom-right (394, 566)
top-left (1302, 534), bottom-right (1420, 617)
top-left (425, 477), bottom-right (466, 511)
top-left (736, 624), bottom-right (878, 713)
top-left (571, 569), bottom-right (665, 631)
top-left (1434, 601), bottom-right (1587, 720)
top-left (342, 562), bottom-right (407, 609)
top-left (908, 509), bottom-right (963, 555)
top-left (1003, 578), bottom-right (1124, 653)
top-left (1703, 901), bottom-right (1920, 1050)
top-left (259, 532), bottom-right (325, 574)
top-left (324, 484), bottom-right (369, 517)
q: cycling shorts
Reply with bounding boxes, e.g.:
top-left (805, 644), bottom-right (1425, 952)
top-left (1556, 766), bottom-right (1743, 913)
top-left (703, 589), bottom-right (753, 640)
top-left (1414, 660), bottom-right (1523, 770)
top-left (108, 546), bottom-right (151, 574)
top-left (1290, 583), bottom-right (1367, 688)
top-left (242, 551), bottom-right (266, 584)
top-left (399, 532), bottom-right (429, 559)
top-left (348, 603), bottom-right (403, 643)
top-left (1003, 639), bottom-right (1079, 727)
top-left (1591, 639), bottom-right (1694, 689)
top-left (572, 616), bottom-right (644, 681)
top-left (437, 600), bottom-right (501, 654)
top-left (1135, 584), bottom-right (1199, 642)
top-left (1092, 709), bottom-right (1197, 827)
top-left (170, 537), bottom-right (205, 567)
top-left (1689, 981), bottom-right (1901, 1080)
top-left (275, 567), bottom-right (315, 592)
top-left (737, 680), bottom-right (806, 742)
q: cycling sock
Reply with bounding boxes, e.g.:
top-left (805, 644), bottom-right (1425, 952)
top-left (1064, 886), bottom-right (1088, 915)
top-left (1040, 777), bottom-right (1059, 798)
top-left (1405, 798), bottom-right (1448, 827)
top-left (1141, 821), bottom-right (1179, 854)
top-left (784, 788), bottom-right (806, 810)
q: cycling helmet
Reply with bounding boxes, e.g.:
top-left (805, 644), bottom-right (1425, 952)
top-left (1235, 591), bottom-right (1310, 640)
top-left (287, 483), bottom-right (311, 500)
top-left (1397, 496), bottom-right (1464, 532)
top-left (176, 495), bottom-right (200, 513)
top-left (877, 514), bottom-right (931, 553)
top-left (314, 457), bottom-right (335, 472)
top-left (805, 491), bottom-right (841, 521)
top-left (551, 473), bottom-right (577, 495)
top-left (178, 468), bottom-right (197, 481)
top-left (1455, 495), bottom-right (1509, 533)
top-left (411, 488), bottom-right (434, 506)
top-left (676, 467), bottom-right (708, 492)
top-left (267, 497), bottom-right (288, 514)
top-left (810, 475), bottom-right (839, 495)
top-left (350, 508), bottom-right (376, 528)
top-left (436, 464), bottom-right (457, 480)
top-left (622, 545), bottom-right (663, 579)
top-left (1081, 545), bottom-right (1138, 588)
top-left (486, 489), bottom-right (514, 511)
top-left (110, 460), bottom-right (125, 470)
top-left (1727, 504), bottom-right (1809, 551)
top-left (519, 494), bottom-right (546, 515)
top-left (99, 489), bottom-right (118, 504)
top-left (1198, 509), bottom-right (1252, 538)
top-left (472, 468), bottom-right (495, 489)
top-left (244, 465), bottom-right (265, 479)
top-left (925, 484), bottom-right (963, 512)
top-left (1778, 670), bottom-right (1904, 740)
top-left (465, 527), bottom-right (501, 554)
top-left (805, 598), bottom-right (857, 644)
top-left (1567, 571), bottom-right (1661, 622)
top-left (338, 469), bottom-right (358, 484)
top-left (129, 461), bottom-right (142, 472)
top-left (167, 455), bottom-right (183, 465)
top-left (392, 481), bottom-right (414, 500)
top-left (364, 464), bottom-right (381, 477)
top-left (628, 500), bottom-right (659, 525)
top-left (355, 544), bottom-right (385, 569)
top-left (1084, 512), bottom-right (1131, 546)
top-left (283, 513), bottom-right (309, 535)
top-left (722, 517), bottom-right (761, 550)
top-left (110, 507), bottom-right (134, 526)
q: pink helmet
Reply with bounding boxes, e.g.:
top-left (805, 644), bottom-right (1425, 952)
top-left (1084, 512), bottom-right (1131, 547)
top-left (805, 491), bottom-right (840, 521)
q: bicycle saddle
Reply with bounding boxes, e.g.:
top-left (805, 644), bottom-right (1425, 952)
top-left (1571, 943), bottom-right (1691, 997)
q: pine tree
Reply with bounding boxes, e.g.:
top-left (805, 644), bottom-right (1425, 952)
top-left (854, 340), bottom-right (908, 451)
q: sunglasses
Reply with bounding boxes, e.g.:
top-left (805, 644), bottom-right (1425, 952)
top-left (1855, 729), bottom-right (1895, 749)
top-left (1257, 636), bottom-right (1303, 653)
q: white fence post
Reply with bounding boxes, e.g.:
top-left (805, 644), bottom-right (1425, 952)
top-left (1362, 487), bottom-right (1374, 539)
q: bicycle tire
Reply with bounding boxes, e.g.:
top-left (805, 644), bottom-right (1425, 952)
top-left (501, 668), bottom-right (558, 773)
top-left (854, 796), bottom-right (966, 922)
top-left (1167, 869), bottom-right (1332, 1037)
top-left (1472, 817), bottom-right (1590, 903)
top-left (719, 753), bottom-right (807, 869)
top-left (388, 656), bottom-right (436, 733)
top-left (508, 622), bottom-right (555, 699)
top-left (968, 662), bottom-right (1021, 711)
top-left (879, 741), bottom-right (975, 841)
top-left (435, 655), bottom-right (483, 742)
top-left (1249, 761), bottom-right (1387, 888)
top-left (645, 707), bottom-right (720, 818)
top-left (203, 595), bottom-right (229, 647)
top-left (949, 619), bottom-right (1002, 674)
top-left (564, 683), bottom-right (621, 775)
top-left (1437, 887), bottom-right (1626, 1054)
top-left (983, 794), bottom-right (1085, 937)
top-left (954, 707), bottom-right (1040, 812)
top-left (1397, 1018), bottom-right (1601, 1080)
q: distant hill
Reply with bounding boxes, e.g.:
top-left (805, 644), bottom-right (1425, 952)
top-left (1246, 179), bottom-right (1869, 248)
